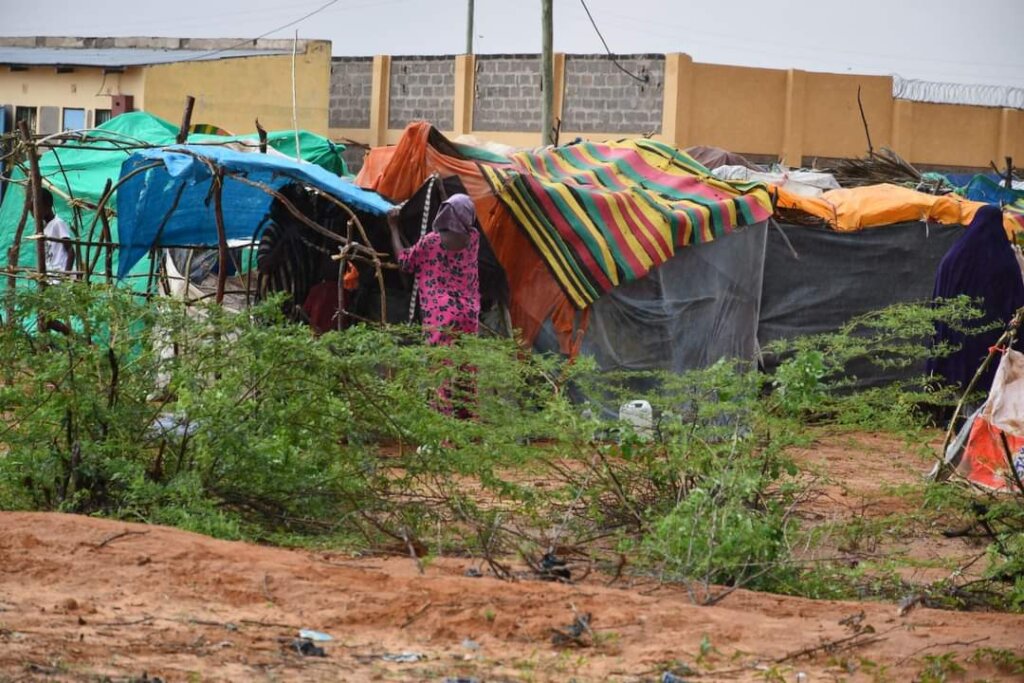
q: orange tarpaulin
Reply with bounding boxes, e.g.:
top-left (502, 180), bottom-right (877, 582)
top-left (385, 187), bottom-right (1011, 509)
top-left (776, 183), bottom-right (1023, 236)
top-left (355, 122), bottom-right (584, 352)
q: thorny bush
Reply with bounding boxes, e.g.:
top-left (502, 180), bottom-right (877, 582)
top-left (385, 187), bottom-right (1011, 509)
top-left (0, 283), bottom-right (801, 597)
top-left (0, 284), bottom-right (1020, 611)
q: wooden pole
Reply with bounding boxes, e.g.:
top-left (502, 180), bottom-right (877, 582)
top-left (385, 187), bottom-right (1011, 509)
top-left (4, 199), bottom-right (29, 324)
top-left (213, 170), bottom-right (229, 304)
top-left (291, 31), bottom-right (302, 161)
top-left (256, 118), bottom-right (268, 153)
top-left (18, 120), bottom-right (47, 284)
top-left (176, 96), bottom-right (195, 145)
top-left (466, 0), bottom-right (475, 55)
top-left (540, 0), bottom-right (554, 146)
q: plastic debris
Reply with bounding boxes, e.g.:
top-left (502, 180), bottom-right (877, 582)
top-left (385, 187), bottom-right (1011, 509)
top-left (299, 629), bottom-right (333, 642)
top-left (379, 651), bottom-right (425, 663)
top-left (460, 638), bottom-right (480, 651)
top-left (290, 638), bottom-right (326, 657)
top-left (539, 552), bottom-right (571, 582)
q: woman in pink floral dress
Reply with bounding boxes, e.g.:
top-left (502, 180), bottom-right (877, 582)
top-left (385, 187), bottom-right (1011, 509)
top-left (388, 193), bottom-right (481, 345)
top-left (388, 193), bottom-right (480, 416)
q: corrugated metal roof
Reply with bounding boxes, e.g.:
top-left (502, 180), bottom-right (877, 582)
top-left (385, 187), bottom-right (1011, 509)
top-left (0, 46), bottom-right (290, 68)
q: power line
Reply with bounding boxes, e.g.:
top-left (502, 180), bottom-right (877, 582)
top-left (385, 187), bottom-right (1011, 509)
top-left (185, 0), bottom-right (341, 61)
top-left (578, 0), bottom-right (649, 84)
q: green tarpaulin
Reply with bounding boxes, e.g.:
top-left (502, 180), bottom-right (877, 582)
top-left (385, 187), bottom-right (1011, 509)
top-left (0, 111), bottom-right (348, 288)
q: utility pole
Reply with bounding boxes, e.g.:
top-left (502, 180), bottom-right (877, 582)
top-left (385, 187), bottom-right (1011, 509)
top-left (540, 0), bottom-right (554, 146)
top-left (466, 0), bottom-right (475, 54)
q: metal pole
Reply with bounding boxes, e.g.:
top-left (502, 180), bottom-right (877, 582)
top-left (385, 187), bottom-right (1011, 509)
top-left (466, 0), bottom-right (475, 55)
top-left (541, 0), bottom-right (554, 146)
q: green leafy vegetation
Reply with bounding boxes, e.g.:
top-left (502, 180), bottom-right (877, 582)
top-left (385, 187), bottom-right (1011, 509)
top-left (0, 283), bottom-right (1021, 615)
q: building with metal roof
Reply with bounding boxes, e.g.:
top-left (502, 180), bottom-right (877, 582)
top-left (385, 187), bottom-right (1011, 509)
top-left (0, 36), bottom-right (331, 136)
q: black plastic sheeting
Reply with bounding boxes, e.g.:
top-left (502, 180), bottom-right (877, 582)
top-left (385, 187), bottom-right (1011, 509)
top-left (759, 221), bottom-right (962, 385)
top-left (582, 223), bottom-right (767, 373)
top-left (561, 220), bottom-right (963, 386)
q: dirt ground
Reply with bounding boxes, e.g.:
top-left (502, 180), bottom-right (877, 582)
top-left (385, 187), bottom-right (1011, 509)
top-left (2, 431), bottom-right (1022, 682)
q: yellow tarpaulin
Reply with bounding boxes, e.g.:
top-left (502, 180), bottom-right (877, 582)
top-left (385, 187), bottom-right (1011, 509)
top-left (776, 183), bottom-right (1023, 236)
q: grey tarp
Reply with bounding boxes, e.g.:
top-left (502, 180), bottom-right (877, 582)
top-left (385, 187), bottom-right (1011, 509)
top-left (580, 223), bottom-right (768, 373)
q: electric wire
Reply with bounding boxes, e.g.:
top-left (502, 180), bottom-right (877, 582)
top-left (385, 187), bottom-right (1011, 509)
top-left (578, 0), bottom-right (650, 84)
top-left (183, 0), bottom-right (341, 61)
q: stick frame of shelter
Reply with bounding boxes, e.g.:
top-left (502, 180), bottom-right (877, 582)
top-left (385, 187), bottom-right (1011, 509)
top-left (143, 183), bottom-right (189, 295)
top-left (18, 121), bottom-right (47, 286)
top-left (84, 178), bottom-right (113, 284)
top-left (212, 168), bottom-right (229, 304)
top-left (4, 192), bottom-right (29, 323)
top-left (99, 197), bottom-right (114, 284)
top-left (3, 137), bottom-right (390, 330)
top-left (256, 119), bottom-right (268, 154)
top-left (177, 96), bottom-right (195, 145)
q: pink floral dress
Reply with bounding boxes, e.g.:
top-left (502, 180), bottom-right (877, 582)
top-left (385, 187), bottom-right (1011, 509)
top-left (399, 229), bottom-right (481, 346)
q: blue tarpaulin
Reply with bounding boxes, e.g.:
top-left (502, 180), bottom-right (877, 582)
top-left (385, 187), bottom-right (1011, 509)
top-left (960, 174), bottom-right (1024, 207)
top-left (116, 145), bottom-right (392, 278)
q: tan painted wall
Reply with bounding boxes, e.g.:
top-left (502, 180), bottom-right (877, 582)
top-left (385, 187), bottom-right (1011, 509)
top-left (142, 42), bottom-right (331, 136)
top-left (688, 64), bottom-right (787, 156)
top-left (329, 53), bottom-right (1024, 171)
top-left (802, 73), bottom-right (892, 159)
top-left (0, 66), bottom-right (145, 126)
top-left (904, 101), bottom-right (1002, 168)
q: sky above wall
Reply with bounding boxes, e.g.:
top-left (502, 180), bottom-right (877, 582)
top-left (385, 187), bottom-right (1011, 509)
top-left (6, 0), bottom-right (1024, 88)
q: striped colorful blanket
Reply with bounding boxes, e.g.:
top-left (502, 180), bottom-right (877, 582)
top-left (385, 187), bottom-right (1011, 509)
top-left (481, 139), bottom-right (772, 308)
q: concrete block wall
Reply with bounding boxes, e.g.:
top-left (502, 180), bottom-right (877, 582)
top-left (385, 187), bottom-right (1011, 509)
top-left (326, 52), bottom-right (1024, 171)
top-left (562, 54), bottom-right (664, 134)
top-left (388, 56), bottom-right (455, 130)
top-left (473, 55), bottom-right (542, 131)
top-left (329, 57), bottom-right (373, 129)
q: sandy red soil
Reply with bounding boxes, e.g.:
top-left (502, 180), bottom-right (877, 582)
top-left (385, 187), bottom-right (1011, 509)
top-left (1, 432), bottom-right (1022, 682)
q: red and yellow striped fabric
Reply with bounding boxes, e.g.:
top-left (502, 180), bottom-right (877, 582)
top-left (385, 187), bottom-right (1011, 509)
top-left (482, 139), bottom-right (773, 308)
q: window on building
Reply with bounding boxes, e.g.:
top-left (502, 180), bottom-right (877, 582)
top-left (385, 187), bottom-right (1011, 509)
top-left (62, 108), bottom-right (86, 131)
top-left (14, 106), bottom-right (37, 133)
top-left (94, 109), bottom-right (112, 127)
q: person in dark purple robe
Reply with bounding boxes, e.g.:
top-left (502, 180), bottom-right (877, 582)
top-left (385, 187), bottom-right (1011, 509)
top-left (927, 206), bottom-right (1024, 393)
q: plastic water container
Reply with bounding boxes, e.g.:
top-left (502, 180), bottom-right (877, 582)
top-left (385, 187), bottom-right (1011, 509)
top-left (619, 400), bottom-right (653, 438)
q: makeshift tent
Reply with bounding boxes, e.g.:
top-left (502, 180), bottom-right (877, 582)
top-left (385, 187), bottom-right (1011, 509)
top-left (115, 146), bottom-right (389, 279)
top-left (940, 349), bottom-right (1024, 493)
top-left (359, 123), bottom-right (1009, 381)
top-left (0, 112), bottom-right (349, 287)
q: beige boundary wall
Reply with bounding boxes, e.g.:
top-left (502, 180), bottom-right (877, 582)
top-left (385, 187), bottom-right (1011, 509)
top-left (329, 53), bottom-right (1024, 171)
